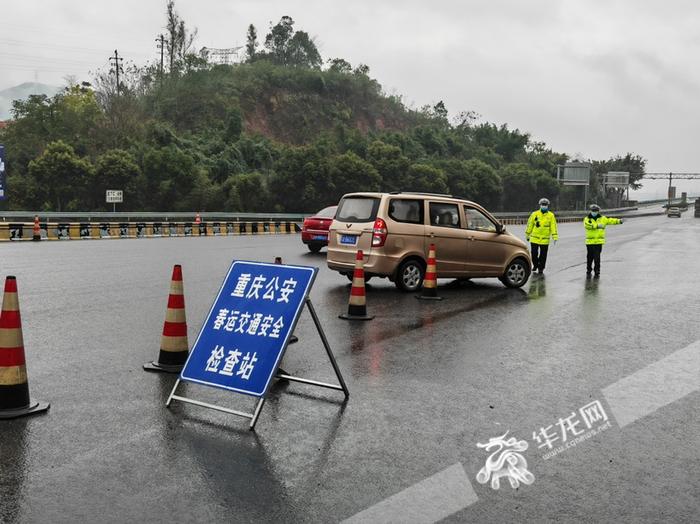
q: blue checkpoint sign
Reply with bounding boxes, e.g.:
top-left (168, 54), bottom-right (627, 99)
top-left (180, 261), bottom-right (317, 397)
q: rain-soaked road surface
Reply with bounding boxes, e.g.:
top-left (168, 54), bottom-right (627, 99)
top-left (1, 211), bottom-right (698, 523)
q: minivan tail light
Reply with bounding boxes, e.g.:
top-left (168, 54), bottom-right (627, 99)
top-left (372, 218), bottom-right (388, 247)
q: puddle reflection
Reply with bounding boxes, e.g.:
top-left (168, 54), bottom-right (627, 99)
top-left (527, 274), bottom-right (547, 300)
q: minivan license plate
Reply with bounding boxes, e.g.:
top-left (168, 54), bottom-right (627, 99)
top-left (340, 234), bottom-right (357, 245)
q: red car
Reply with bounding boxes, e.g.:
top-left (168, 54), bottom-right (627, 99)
top-left (301, 205), bottom-right (337, 252)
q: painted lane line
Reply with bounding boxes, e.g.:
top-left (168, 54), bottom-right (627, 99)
top-left (345, 340), bottom-right (699, 522)
top-left (602, 340), bottom-right (700, 428)
top-left (341, 463), bottom-right (477, 524)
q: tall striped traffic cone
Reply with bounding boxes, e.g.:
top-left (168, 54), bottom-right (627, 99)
top-left (32, 215), bottom-right (41, 241)
top-left (417, 243), bottom-right (443, 300)
top-left (144, 265), bottom-right (189, 373)
top-left (0, 276), bottom-right (49, 419)
top-left (339, 250), bottom-right (374, 321)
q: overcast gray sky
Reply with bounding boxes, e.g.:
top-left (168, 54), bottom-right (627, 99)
top-left (3, 0), bottom-right (700, 198)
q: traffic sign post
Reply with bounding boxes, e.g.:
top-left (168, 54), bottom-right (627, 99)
top-left (166, 260), bottom-right (348, 430)
top-left (105, 189), bottom-right (123, 212)
top-left (557, 162), bottom-right (591, 208)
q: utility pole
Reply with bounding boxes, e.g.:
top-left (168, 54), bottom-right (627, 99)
top-left (156, 34), bottom-right (165, 86)
top-left (109, 49), bottom-right (123, 95)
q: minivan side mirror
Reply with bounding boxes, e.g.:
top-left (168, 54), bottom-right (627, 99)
top-left (496, 223), bottom-right (505, 234)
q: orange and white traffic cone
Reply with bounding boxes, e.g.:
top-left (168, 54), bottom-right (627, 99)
top-left (144, 265), bottom-right (190, 373)
top-left (339, 250), bottom-right (374, 320)
top-left (0, 276), bottom-right (49, 419)
top-left (32, 215), bottom-right (41, 241)
top-left (417, 243), bottom-right (443, 300)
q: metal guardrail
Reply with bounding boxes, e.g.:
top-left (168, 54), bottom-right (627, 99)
top-left (0, 211), bottom-right (308, 222)
top-left (0, 220), bottom-right (301, 242)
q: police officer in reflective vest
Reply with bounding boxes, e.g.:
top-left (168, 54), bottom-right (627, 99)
top-left (584, 204), bottom-right (623, 278)
top-left (526, 198), bottom-right (558, 274)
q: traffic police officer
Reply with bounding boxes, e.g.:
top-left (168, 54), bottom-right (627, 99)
top-left (526, 198), bottom-right (558, 274)
top-left (584, 204), bottom-right (623, 277)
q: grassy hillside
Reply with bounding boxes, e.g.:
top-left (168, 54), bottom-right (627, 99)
top-left (0, 57), bottom-right (643, 213)
top-left (146, 61), bottom-right (420, 143)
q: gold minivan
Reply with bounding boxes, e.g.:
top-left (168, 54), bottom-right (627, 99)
top-left (327, 192), bottom-right (532, 291)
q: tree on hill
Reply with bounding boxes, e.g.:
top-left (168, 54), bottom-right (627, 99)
top-left (262, 16), bottom-right (322, 68)
top-left (28, 141), bottom-right (93, 211)
top-left (91, 149), bottom-right (141, 210)
top-left (165, 0), bottom-right (198, 74)
top-left (327, 58), bottom-right (352, 74)
top-left (245, 24), bottom-right (258, 61)
top-left (500, 163), bottom-right (559, 211)
top-left (287, 31), bottom-right (322, 69)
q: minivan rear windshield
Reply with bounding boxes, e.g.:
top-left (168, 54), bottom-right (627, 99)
top-left (336, 197), bottom-right (380, 223)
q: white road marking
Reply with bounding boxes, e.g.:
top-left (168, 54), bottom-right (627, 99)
top-left (341, 463), bottom-right (477, 524)
top-left (603, 340), bottom-right (699, 427)
top-left (344, 340), bottom-right (699, 522)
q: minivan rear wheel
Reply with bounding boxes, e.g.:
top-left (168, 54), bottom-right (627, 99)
top-left (500, 258), bottom-right (530, 288)
top-left (395, 259), bottom-right (425, 292)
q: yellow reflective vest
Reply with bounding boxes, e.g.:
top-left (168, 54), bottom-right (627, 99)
top-left (584, 214), bottom-right (622, 245)
top-left (526, 210), bottom-right (558, 245)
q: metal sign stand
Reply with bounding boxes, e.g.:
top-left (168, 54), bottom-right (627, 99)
top-left (166, 297), bottom-right (349, 430)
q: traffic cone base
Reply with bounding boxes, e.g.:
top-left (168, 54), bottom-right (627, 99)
top-left (339, 310), bottom-right (375, 321)
top-left (144, 265), bottom-right (189, 374)
top-left (0, 400), bottom-right (50, 420)
top-left (0, 276), bottom-right (49, 420)
top-left (143, 361), bottom-right (184, 373)
top-left (416, 294), bottom-right (443, 301)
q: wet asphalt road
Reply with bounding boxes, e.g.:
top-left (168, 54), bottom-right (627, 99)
top-left (0, 211), bottom-right (698, 523)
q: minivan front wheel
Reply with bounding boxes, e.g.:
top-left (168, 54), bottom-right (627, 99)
top-left (395, 259), bottom-right (425, 292)
top-left (500, 258), bottom-right (530, 288)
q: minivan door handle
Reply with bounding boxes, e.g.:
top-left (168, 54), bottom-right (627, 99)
top-left (429, 232), bottom-right (435, 238)
top-left (468, 236), bottom-right (476, 241)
